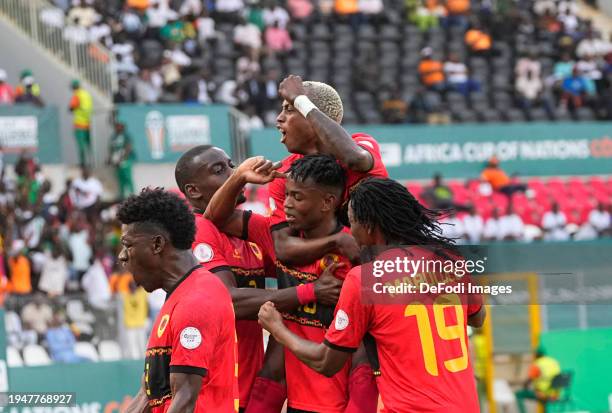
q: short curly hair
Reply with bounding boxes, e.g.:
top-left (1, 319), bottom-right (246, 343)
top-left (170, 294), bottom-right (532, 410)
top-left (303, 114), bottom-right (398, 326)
top-left (117, 188), bottom-right (195, 250)
top-left (304, 81), bottom-right (343, 123)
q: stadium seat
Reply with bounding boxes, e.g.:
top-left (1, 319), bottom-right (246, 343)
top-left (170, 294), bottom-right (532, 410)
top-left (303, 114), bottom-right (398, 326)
top-left (23, 344), bottom-right (52, 366)
top-left (7, 346), bottom-right (24, 367)
top-left (74, 342), bottom-right (99, 362)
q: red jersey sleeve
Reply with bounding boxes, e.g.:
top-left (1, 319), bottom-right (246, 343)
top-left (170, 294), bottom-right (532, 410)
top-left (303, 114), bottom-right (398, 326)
top-left (242, 210), bottom-right (276, 262)
top-left (169, 296), bottom-right (219, 376)
top-left (351, 133), bottom-right (388, 178)
top-left (324, 267), bottom-right (371, 352)
top-left (268, 175), bottom-right (287, 228)
top-left (193, 216), bottom-right (230, 272)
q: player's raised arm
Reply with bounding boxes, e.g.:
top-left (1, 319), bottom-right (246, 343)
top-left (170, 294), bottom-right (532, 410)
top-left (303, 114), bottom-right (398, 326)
top-left (258, 302), bottom-right (351, 377)
top-left (204, 156), bottom-right (282, 237)
top-left (278, 75), bottom-right (374, 173)
top-left (125, 375), bottom-right (151, 413)
top-left (166, 373), bottom-right (203, 413)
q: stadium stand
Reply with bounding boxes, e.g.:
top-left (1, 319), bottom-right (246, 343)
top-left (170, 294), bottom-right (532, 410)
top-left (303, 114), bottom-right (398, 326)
top-left (0, 0), bottom-right (602, 125)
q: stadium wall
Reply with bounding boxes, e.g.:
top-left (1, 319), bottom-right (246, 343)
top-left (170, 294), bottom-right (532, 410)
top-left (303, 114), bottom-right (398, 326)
top-left (250, 122), bottom-right (612, 180)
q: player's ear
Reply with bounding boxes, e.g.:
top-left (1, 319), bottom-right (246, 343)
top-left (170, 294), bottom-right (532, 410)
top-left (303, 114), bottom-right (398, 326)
top-left (322, 193), bottom-right (336, 212)
top-left (184, 183), bottom-right (202, 199)
top-left (151, 234), bottom-right (166, 255)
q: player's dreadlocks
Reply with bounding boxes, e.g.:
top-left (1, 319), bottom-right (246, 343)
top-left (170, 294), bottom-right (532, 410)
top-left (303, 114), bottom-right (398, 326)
top-left (287, 154), bottom-right (346, 197)
top-left (350, 177), bottom-right (456, 249)
top-left (117, 188), bottom-right (195, 249)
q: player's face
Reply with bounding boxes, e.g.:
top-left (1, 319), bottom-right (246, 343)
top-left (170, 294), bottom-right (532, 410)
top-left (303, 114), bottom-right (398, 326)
top-left (284, 178), bottom-right (336, 231)
top-left (348, 202), bottom-right (371, 246)
top-left (118, 224), bottom-right (159, 292)
top-left (185, 148), bottom-right (246, 205)
top-left (276, 100), bottom-right (316, 154)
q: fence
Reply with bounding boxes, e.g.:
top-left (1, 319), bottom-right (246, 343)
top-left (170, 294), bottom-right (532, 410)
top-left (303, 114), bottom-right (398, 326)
top-left (0, 0), bottom-right (116, 99)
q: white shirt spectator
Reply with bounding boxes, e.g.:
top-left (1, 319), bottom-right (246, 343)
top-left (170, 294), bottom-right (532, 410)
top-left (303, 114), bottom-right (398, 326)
top-left (483, 216), bottom-right (501, 240)
top-left (21, 302), bottom-right (53, 335)
top-left (444, 61), bottom-right (468, 84)
top-left (40, 7), bottom-right (65, 28)
top-left (121, 10), bottom-right (144, 34)
top-left (67, 6), bottom-right (99, 27)
top-left (135, 75), bottom-right (161, 103)
top-left (237, 56), bottom-right (261, 84)
top-left (165, 48), bottom-right (192, 67)
top-left (499, 213), bottom-right (524, 240)
top-left (23, 216), bottom-right (45, 249)
top-left (440, 216), bottom-right (465, 243)
top-left (576, 37), bottom-right (610, 58)
top-left (516, 75), bottom-right (543, 100)
top-left (69, 230), bottom-right (92, 272)
top-left (234, 23), bottom-right (262, 50)
top-left (179, 0), bottom-right (203, 16)
top-left (147, 3), bottom-right (178, 28)
top-left (557, 0), bottom-right (578, 15)
top-left (576, 59), bottom-right (602, 81)
top-left (71, 176), bottom-right (103, 209)
top-left (359, 0), bottom-right (383, 14)
top-left (38, 252), bottom-right (68, 296)
top-left (263, 6), bottom-right (291, 28)
top-left (82, 259), bottom-right (112, 310)
top-left (515, 57), bottom-right (542, 79)
top-left (216, 0), bottom-right (244, 13)
top-left (463, 213), bottom-right (484, 243)
top-left (588, 208), bottom-right (610, 234)
top-left (558, 13), bottom-right (578, 33)
top-left (542, 210), bottom-right (570, 241)
top-left (196, 16), bottom-right (217, 41)
top-left (533, 0), bottom-right (556, 15)
top-left (64, 25), bottom-right (90, 43)
top-left (216, 80), bottom-right (239, 105)
top-left (89, 23), bottom-right (111, 43)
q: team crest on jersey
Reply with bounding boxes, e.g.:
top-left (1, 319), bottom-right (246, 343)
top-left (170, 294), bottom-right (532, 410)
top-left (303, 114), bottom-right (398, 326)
top-left (319, 254), bottom-right (340, 271)
top-left (180, 327), bottom-right (202, 349)
top-left (249, 242), bottom-right (263, 260)
top-left (157, 314), bottom-right (170, 338)
top-left (193, 243), bottom-right (214, 262)
top-left (232, 249), bottom-right (242, 259)
top-left (335, 310), bottom-right (349, 331)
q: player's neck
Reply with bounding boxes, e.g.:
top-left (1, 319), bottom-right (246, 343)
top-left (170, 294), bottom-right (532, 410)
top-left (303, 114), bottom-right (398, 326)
top-left (160, 251), bottom-right (200, 293)
top-left (303, 216), bottom-right (338, 240)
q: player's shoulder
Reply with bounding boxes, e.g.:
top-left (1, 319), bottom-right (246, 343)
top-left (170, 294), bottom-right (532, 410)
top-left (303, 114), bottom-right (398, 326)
top-left (280, 153), bottom-right (303, 170)
top-left (180, 267), bottom-right (232, 304)
top-left (194, 214), bottom-right (227, 241)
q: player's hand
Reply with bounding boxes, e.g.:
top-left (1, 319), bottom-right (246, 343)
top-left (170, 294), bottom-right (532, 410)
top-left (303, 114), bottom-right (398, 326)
top-left (314, 262), bottom-right (344, 306)
top-left (278, 75), bottom-right (307, 105)
top-left (258, 301), bottom-right (284, 334)
top-left (335, 233), bottom-right (361, 265)
top-left (236, 156), bottom-right (284, 185)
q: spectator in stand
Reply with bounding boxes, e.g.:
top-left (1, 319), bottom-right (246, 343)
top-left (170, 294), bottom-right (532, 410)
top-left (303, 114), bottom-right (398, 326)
top-left (82, 250), bottom-right (112, 310)
top-left (15, 77), bottom-right (44, 107)
top-left (69, 80), bottom-right (93, 167)
top-left (359, 0), bottom-right (384, 24)
top-left (20, 293), bottom-right (54, 337)
top-left (45, 310), bottom-right (90, 363)
top-left (67, 214), bottom-right (93, 283)
top-left (558, 7), bottom-right (579, 36)
top-left (108, 122), bottom-right (135, 200)
top-left (0, 70), bottom-right (14, 104)
top-left (121, 280), bottom-right (148, 359)
top-left (381, 90), bottom-right (408, 123)
top-left (533, 0), bottom-right (556, 16)
top-left (335, 0), bottom-right (361, 30)
top-left (146, 0), bottom-right (178, 38)
top-left (463, 206), bottom-right (484, 243)
top-left (7, 240), bottom-right (31, 295)
top-left (195, 9), bottom-right (217, 43)
top-left (215, 0), bottom-right (244, 23)
top-left (516, 50), bottom-right (542, 80)
top-left (233, 16), bottom-right (262, 52)
top-left (109, 263), bottom-right (133, 294)
top-left (552, 53), bottom-right (575, 85)
top-left (265, 21), bottom-right (293, 53)
top-left (481, 157), bottom-right (527, 197)
top-left (247, 3), bottom-right (266, 32)
top-left (263, 3), bottom-right (291, 28)
top-left (542, 202), bottom-right (569, 241)
top-left (134, 69), bottom-right (161, 103)
top-left (439, 211), bottom-right (466, 243)
top-left (38, 245), bottom-right (69, 297)
top-left (444, 52), bottom-right (480, 96)
top-left (238, 105), bottom-right (265, 135)
top-left (576, 30), bottom-right (610, 59)
top-left (414, 0), bottom-right (447, 31)
top-left (587, 202), bottom-right (610, 237)
top-left (483, 208), bottom-right (502, 241)
top-left (499, 204), bottom-right (525, 241)
top-left (446, 0), bottom-right (470, 28)
top-left (560, 67), bottom-right (589, 111)
top-left (537, 9), bottom-right (562, 33)
top-left (236, 48), bottom-right (261, 84)
top-left (14, 70), bottom-right (40, 100)
top-left (576, 53), bottom-right (603, 94)
top-left (418, 47), bottom-right (445, 91)
top-left (67, 1), bottom-right (99, 27)
top-left (70, 166), bottom-right (103, 220)
top-left (422, 173), bottom-right (455, 210)
top-left (515, 70), bottom-right (554, 120)
top-left (287, 0), bottom-right (314, 21)
top-left (241, 186), bottom-right (268, 216)
top-left (465, 23), bottom-right (493, 57)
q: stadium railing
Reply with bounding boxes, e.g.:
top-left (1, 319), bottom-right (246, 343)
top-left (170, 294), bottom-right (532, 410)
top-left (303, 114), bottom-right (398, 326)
top-left (0, 0), bottom-right (116, 99)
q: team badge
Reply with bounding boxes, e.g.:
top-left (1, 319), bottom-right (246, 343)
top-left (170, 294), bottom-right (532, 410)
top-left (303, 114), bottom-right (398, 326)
top-left (249, 242), bottom-right (263, 260)
top-left (335, 310), bottom-right (349, 331)
top-left (180, 327), bottom-right (202, 349)
top-left (193, 243), bottom-right (214, 263)
top-left (319, 254), bottom-right (340, 271)
top-left (157, 314), bottom-right (170, 338)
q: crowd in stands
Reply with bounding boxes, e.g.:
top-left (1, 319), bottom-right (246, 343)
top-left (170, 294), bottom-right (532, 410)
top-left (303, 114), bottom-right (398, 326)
top-left (11, 0), bottom-right (605, 125)
top-left (0, 150), bottom-right (163, 364)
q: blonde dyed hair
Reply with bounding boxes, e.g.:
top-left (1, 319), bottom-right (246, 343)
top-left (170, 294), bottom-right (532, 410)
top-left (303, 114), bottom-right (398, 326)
top-left (303, 81), bottom-right (344, 123)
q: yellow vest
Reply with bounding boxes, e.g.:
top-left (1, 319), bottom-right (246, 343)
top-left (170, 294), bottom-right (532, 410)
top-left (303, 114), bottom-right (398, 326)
top-left (534, 356), bottom-right (561, 396)
top-left (73, 88), bottom-right (93, 129)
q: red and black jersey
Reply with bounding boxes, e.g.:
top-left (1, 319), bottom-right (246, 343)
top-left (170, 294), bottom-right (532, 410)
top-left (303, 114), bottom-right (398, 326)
top-left (243, 211), bottom-right (353, 413)
top-left (267, 133), bottom-right (389, 229)
top-left (192, 212), bottom-right (272, 408)
top-left (145, 266), bottom-right (238, 413)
